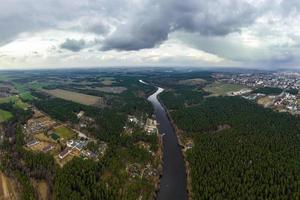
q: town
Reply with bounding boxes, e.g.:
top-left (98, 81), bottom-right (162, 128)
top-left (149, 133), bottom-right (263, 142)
top-left (213, 72), bottom-right (300, 114)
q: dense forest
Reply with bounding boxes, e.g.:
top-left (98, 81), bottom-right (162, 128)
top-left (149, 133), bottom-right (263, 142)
top-left (161, 84), bottom-right (300, 199)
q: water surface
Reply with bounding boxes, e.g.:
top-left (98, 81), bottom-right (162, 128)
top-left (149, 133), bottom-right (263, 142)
top-left (146, 84), bottom-right (188, 200)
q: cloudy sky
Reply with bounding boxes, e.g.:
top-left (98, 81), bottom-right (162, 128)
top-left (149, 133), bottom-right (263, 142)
top-left (0, 0), bottom-right (300, 69)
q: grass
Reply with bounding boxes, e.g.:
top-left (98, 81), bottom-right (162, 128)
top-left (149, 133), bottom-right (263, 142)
top-left (0, 96), bottom-right (28, 110)
top-left (14, 99), bottom-right (28, 110)
top-left (29, 82), bottom-right (49, 90)
top-left (178, 78), bottom-right (207, 86)
top-left (20, 92), bottom-right (34, 101)
top-left (13, 83), bottom-right (27, 94)
top-left (53, 126), bottom-right (77, 140)
top-left (34, 133), bottom-right (56, 143)
top-left (0, 96), bottom-right (17, 104)
top-left (0, 109), bottom-right (13, 122)
top-left (204, 82), bottom-right (248, 96)
top-left (44, 89), bottom-right (103, 106)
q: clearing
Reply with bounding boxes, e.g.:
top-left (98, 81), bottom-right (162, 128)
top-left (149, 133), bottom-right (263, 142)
top-left (32, 180), bottom-right (49, 200)
top-left (94, 86), bottom-right (127, 94)
top-left (53, 126), bottom-right (77, 141)
top-left (44, 89), bottom-right (104, 106)
top-left (257, 96), bottom-right (274, 107)
top-left (178, 78), bottom-right (207, 86)
top-left (204, 82), bottom-right (248, 96)
top-left (0, 172), bottom-right (19, 200)
top-left (0, 96), bottom-right (28, 110)
top-left (0, 109), bottom-right (13, 123)
top-left (100, 77), bottom-right (116, 86)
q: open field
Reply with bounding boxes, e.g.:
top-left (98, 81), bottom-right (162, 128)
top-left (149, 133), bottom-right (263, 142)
top-left (0, 172), bottom-right (19, 200)
top-left (204, 82), bottom-right (248, 96)
top-left (0, 109), bottom-right (13, 123)
top-left (0, 96), bottom-right (17, 104)
top-left (19, 92), bottom-right (34, 101)
top-left (0, 96), bottom-right (28, 110)
top-left (14, 99), bottom-right (28, 110)
top-left (44, 89), bottom-right (103, 106)
top-left (100, 77), bottom-right (116, 85)
top-left (94, 86), bottom-right (127, 94)
top-left (34, 133), bottom-right (56, 143)
top-left (27, 141), bottom-right (55, 152)
top-left (53, 126), bottom-right (77, 140)
top-left (178, 78), bottom-right (207, 86)
top-left (32, 180), bottom-right (49, 200)
top-left (257, 96), bottom-right (274, 107)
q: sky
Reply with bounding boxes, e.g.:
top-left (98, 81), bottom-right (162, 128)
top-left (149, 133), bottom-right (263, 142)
top-left (0, 0), bottom-right (300, 69)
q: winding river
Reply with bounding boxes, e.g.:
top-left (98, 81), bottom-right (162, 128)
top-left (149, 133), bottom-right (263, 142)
top-left (141, 80), bottom-right (188, 200)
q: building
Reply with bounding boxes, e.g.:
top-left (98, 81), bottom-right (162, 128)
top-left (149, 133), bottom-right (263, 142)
top-left (26, 139), bottom-right (39, 147)
top-left (42, 144), bottom-right (54, 153)
top-left (67, 140), bottom-right (88, 151)
top-left (77, 111), bottom-right (85, 119)
top-left (144, 118), bottom-right (158, 134)
top-left (59, 148), bottom-right (71, 159)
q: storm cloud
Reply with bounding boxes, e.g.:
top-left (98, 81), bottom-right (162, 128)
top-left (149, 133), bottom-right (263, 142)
top-left (101, 0), bottom-right (266, 51)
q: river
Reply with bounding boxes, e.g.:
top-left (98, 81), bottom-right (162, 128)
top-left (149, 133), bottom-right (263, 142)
top-left (142, 80), bottom-right (188, 200)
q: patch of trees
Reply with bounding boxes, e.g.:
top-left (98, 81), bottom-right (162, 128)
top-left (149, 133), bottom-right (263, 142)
top-left (285, 88), bottom-right (299, 95)
top-left (160, 87), bottom-right (208, 110)
top-left (54, 158), bottom-right (116, 200)
top-left (32, 98), bottom-right (81, 123)
top-left (252, 87), bottom-right (283, 95)
top-left (0, 102), bottom-right (33, 123)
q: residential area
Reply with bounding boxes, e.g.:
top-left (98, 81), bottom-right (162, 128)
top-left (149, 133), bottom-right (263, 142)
top-left (23, 108), bottom-right (108, 167)
top-left (213, 72), bottom-right (300, 114)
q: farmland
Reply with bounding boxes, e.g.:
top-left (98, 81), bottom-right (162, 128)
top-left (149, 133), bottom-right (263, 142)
top-left (44, 89), bottom-right (104, 106)
top-left (204, 82), bottom-right (248, 96)
top-left (94, 86), bottom-right (127, 94)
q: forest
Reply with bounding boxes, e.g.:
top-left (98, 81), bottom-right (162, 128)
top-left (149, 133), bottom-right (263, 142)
top-left (162, 83), bottom-right (300, 199)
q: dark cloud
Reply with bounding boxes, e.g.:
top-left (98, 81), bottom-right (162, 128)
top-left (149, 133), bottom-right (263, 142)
top-left (60, 39), bottom-right (86, 52)
top-left (102, 0), bottom-right (263, 51)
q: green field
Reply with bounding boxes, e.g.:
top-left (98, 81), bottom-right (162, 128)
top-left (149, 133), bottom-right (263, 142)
top-left (0, 109), bottom-right (13, 122)
top-left (0, 96), bottom-right (28, 110)
top-left (0, 96), bottom-right (17, 104)
top-left (53, 126), bottom-right (77, 140)
top-left (19, 92), bottom-right (34, 101)
top-left (204, 82), bottom-right (248, 96)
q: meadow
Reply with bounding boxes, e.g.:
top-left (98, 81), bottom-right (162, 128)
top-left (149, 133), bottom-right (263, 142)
top-left (204, 82), bottom-right (248, 96)
top-left (44, 89), bottom-right (104, 106)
